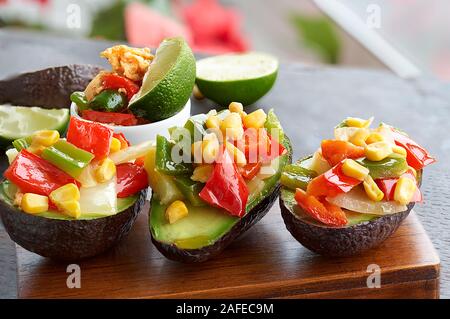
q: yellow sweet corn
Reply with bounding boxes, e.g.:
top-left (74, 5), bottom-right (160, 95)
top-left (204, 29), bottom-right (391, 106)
top-left (165, 200), bottom-right (188, 224)
top-left (206, 115), bottom-right (222, 129)
top-left (21, 193), bottom-right (49, 214)
top-left (225, 142), bottom-right (247, 166)
top-left (243, 109), bottom-right (267, 129)
top-left (220, 113), bottom-right (244, 140)
top-left (365, 132), bottom-right (385, 144)
top-left (110, 137), bottom-right (122, 153)
top-left (349, 128), bottom-right (370, 147)
top-left (27, 144), bottom-right (46, 155)
top-left (229, 102), bottom-right (244, 113)
top-left (192, 84), bottom-right (204, 100)
top-left (363, 175), bottom-right (384, 202)
top-left (392, 145), bottom-right (407, 157)
top-left (57, 200), bottom-right (81, 219)
top-left (345, 117), bottom-right (373, 128)
top-left (191, 164), bottom-right (214, 183)
top-left (49, 183), bottom-right (80, 203)
top-left (95, 158), bottom-right (116, 183)
top-left (394, 176), bottom-right (417, 205)
top-left (341, 159), bottom-right (369, 181)
top-left (202, 134), bottom-right (220, 163)
top-left (32, 130), bottom-right (59, 147)
top-left (365, 141), bottom-right (392, 161)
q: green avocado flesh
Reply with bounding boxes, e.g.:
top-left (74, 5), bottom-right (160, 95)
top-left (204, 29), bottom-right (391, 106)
top-left (0, 181), bottom-right (137, 221)
top-left (150, 136), bottom-right (291, 250)
top-left (281, 157), bottom-right (378, 227)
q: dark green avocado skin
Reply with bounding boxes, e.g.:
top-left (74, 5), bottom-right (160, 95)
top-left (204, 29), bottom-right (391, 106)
top-left (0, 64), bottom-right (103, 108)
top-left (280, 200), bottom-right (413, 257)
top-left (151, 136), bottom-right (293, 263)
top-left (279, 161), bottom-right (423, 257)
top-left (0, 188), bottom-right (147, 261)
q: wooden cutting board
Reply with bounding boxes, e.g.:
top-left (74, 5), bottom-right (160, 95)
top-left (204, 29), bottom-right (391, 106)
top-left (15, 201), bottom-right (440, 299)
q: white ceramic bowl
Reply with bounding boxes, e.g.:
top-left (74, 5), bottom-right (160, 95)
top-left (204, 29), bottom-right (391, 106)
top-left (70, 99), bottom-right (191, 145)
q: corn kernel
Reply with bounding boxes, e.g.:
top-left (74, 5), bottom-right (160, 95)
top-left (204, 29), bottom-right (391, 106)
top-left (349, 128), bottom-right (370, 147)
top-left (21, 193), bottom-right (49, 214)
top-left (221, 113), bottom-right (244, 140)
top-left (229, 102), bottom-right (244, 113)
top-left (110, 137), bottom-right (122, 153)
top-left (49, 183), bottom-right (80, 203)
top-left (95, 158), bottom-right (116, 183)
top-left (345, 117), bottom-right (373, 128)
top-left (394, 176), bottom-right (417, 205)
top-left (365, 141), bottom-right (392, 161)
top-left (341, 159), bottom-right (369, 181)
top-left (202, 134), bottom-right (220, 163)
top-left (191, 164), bottom-right (214, 183)
top-left (205, 115), bottom-right (222, 129)
top-left (165, 200), bottom-right (188, 224)
top-left (27, 143), bottom-right (46, 155)
top-left (363, 175), bottom-right (384, 202)
top-left (243, 109), bottom-right (267, 129)
top-left (225, 142), bottom-right (247, 166)
top-left (32, 130), bottom-right (60, 147)
top-left (58, 200), bottom-right (81, 219)
top-left (365, 132), bottom-right (385, 144)
top-left (392, 145), bottom-right (407, 157)
top-left (192, 84), bottom-right (204, 100)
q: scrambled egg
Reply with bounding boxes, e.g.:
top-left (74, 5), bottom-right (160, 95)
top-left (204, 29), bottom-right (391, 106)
top-left (100, 45), bottom-right (154, 82)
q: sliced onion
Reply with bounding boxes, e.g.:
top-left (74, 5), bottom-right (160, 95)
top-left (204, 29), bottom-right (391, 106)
top-left (79, 176), bottom-right (117, 217)
top-left (110, 140), bottom-right (155, 164)
top-left (326, 187), bottom-right (407, 215)
top-left (334, 127), bottom-right (359, 141)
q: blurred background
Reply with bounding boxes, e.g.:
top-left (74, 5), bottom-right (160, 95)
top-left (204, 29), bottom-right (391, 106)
top-left (0, 0), bottom-right (449, 81)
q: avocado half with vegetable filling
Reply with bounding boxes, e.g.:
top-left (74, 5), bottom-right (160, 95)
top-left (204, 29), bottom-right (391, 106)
top-left (0, 117), bottom-right (152, 260)
top-left (148, 107), bottom-right (292, 263)
top-left (279, 117), bottom-right (434, 257)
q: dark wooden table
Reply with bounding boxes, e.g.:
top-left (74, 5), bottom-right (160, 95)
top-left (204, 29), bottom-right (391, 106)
top-left (0, 29), bottom-right (449, 298)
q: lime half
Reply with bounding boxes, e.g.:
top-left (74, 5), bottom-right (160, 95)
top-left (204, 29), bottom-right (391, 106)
top-left (196, 52), bottom-right (279, 107)
top-left (0, 105), bottom-right (69, 149)
top-left (129, 37), bottom-right (196, 122)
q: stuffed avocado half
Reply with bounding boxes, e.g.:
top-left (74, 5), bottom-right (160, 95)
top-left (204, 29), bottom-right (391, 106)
top-left (148, 103), bottom-right (292, 262)
top-left (279, 116), bottom-right (435, 257)
top-left (0, 116), bottom-right (151, 260)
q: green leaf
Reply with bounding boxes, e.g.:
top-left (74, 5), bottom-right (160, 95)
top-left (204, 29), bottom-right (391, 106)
top-left (291, 14), bottom-right (341, 64)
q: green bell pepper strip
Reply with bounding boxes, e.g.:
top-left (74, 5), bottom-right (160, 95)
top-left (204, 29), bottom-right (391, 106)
top-left (173, 176), bottom-right (205, 206)
top-left (155, 135), bottom-right (193, 176)
top-left (12, 136), bottom-right (32, 151)
top-left (184, 113), bottom-right (207, 143)
top-left (41, 140), bottom-right (95, 178)
top-left (281, 164), bottom-right (317, 191)
top-left (70, 91), bottom-right (90, 111)
top-left (356, 153), bottom-right (408, 179)
top-left (89, 89), bottom-right (127, 113)
top-left (264, 109), bottom-right (285, 141)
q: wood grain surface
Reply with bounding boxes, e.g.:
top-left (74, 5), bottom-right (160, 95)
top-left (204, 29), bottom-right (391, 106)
top-left (16, 207), bottom-right (439, 299)
top-left (0, 29), bottom-right (449, 298)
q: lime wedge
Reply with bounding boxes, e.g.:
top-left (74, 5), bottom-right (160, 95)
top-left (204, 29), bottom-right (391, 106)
top-left (196, 52), bottom-right (279, 107)
top-left (129, 37), bottom-right (196, 122)
top-left (0, 105), bottom-right (69, 149)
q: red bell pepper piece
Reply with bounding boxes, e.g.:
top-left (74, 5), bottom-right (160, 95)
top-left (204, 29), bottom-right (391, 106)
top-left (240, 128), bottom-right (284, 163)
top-left (67, 116), bottom-right (113, 159)
top-left (113, 132), bottom-right (130, 148)
top-left (81, 110), bottom-right (139, 126)
top-left (391, 129), bottom-right (436, 170)
top-left (116, 163), bottom-right (149, 198)
top-left (199, 148), bottom-right (249, 217)
top-left (321, 140), bottom-right (365, 166)
top-left (295, 188), bottom-right (347, 227)
top-left (375, 169), bottom-right (422, 202)
top-left (102, 74), bottom-right (140, 100)
top-left (4, 150), bottom-right (76, 196)
top-left (307, 162), bottom-right (361, 197)
top-left (241, 161), bottom-right (262, 180)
